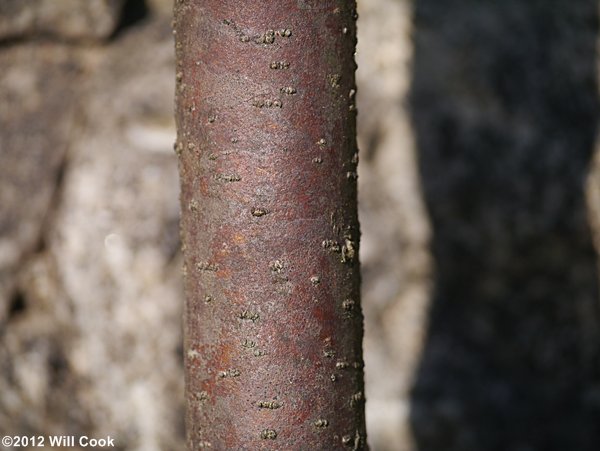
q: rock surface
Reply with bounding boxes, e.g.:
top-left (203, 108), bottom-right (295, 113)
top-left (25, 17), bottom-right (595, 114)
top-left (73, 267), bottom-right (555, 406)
top-left (0, 18), bottom-right (184, 451)
top-left (0, 0), bottom-right (125, 41)
top-left (356, 1), bottom-right (432, 449)
top-left (0, 43), bottom-right (84, 322)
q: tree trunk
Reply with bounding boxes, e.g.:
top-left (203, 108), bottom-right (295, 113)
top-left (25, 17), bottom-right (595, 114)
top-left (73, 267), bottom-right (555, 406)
top-left (174, 1), bottom-right (365, 448)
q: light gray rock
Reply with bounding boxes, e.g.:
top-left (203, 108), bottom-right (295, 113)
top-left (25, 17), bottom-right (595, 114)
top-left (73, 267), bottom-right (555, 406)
top-left (46, 19), bottom-right (183, 450)
top-left (356, 1), bottom-right (432, 450)
top-left (0, 19), bottom-right (184, 451)
top-left (147, 0), bottom-right (172, 16)
top-left (0, 43), bottom-right (84, 322)
top-left (0, 0), bottom-right (125, 41)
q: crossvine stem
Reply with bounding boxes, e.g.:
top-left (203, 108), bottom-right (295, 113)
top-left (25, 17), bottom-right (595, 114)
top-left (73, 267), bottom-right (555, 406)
top-left (174, 0), bottom-right (366, 448)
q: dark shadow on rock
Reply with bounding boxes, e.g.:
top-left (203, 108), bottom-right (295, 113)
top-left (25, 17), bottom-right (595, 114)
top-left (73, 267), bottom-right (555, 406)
top-left (112, 0), bottom-right (149, 38)
top-left (408, 1), bottom-right (600, 450)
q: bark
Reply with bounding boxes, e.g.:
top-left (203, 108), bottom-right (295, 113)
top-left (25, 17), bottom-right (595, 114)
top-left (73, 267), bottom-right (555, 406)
top-left (174, 0), bottom-right (366, 449)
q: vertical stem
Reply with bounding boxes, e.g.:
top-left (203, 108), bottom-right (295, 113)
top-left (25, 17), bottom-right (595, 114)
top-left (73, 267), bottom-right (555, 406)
top-left (174, 0), bottom-right (365, 448)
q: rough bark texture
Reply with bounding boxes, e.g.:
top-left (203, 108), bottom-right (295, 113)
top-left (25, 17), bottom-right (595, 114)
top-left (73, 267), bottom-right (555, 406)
top-left (174, 1), bottom-right (366, 449)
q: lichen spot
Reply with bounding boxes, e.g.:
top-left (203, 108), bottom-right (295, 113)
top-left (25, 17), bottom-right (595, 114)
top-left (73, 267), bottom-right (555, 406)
top-left (269, 260), bottom-right (285, 273)
top-left (260, 429), bottom-right (277, 440)
top-left (314, 419), bottom-right (329, 428)
top-left (251, 207), bottom-right (269, 217)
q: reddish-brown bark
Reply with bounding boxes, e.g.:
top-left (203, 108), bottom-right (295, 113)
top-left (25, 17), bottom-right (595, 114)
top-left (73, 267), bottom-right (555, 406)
top-left (174, 0), bottom-right (365, 448)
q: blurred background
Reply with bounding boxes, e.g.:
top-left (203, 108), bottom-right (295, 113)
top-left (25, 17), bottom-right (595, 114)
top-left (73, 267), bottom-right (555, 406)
top-left (2, 0), bottom-right (600, 450)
